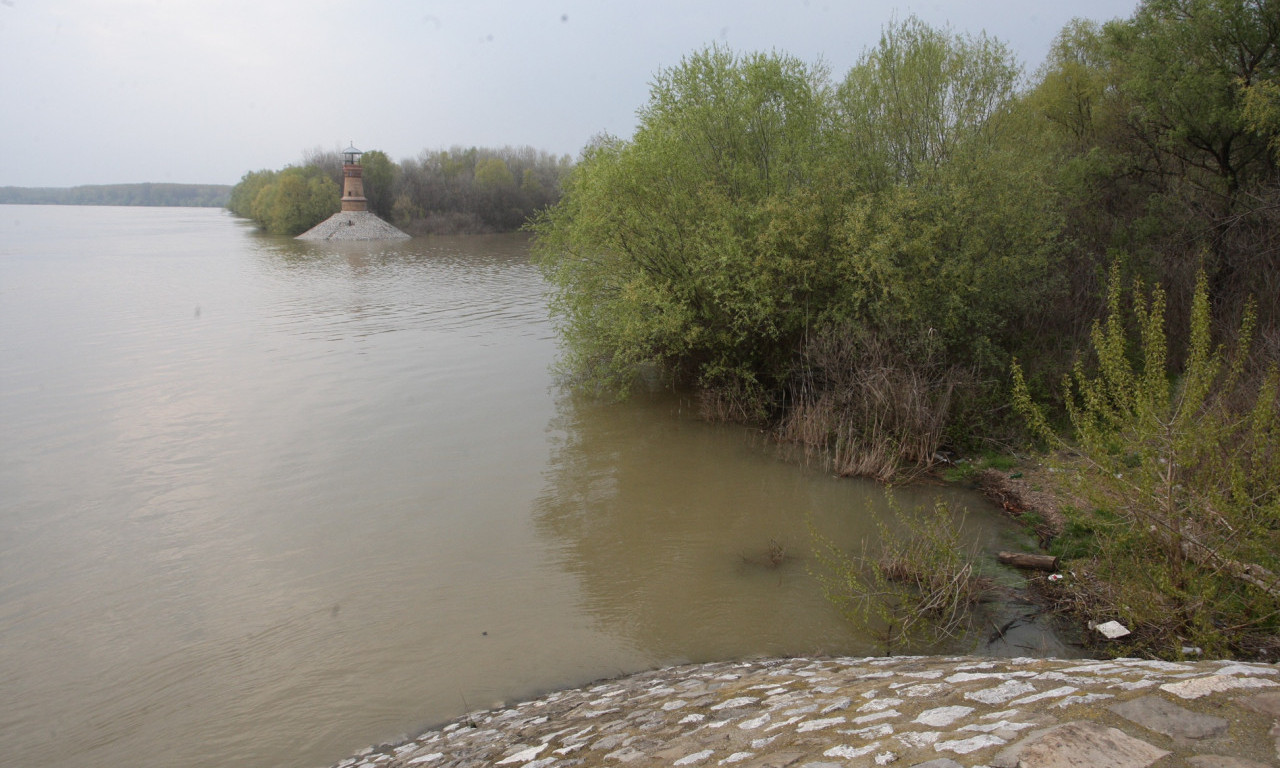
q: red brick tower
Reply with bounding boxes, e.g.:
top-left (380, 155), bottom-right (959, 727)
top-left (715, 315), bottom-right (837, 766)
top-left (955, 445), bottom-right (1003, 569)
top-left (340, 143), bottom-right (368, 212)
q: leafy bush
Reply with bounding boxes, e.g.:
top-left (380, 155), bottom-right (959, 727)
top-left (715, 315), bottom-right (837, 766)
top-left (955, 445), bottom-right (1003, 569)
top-left (533, 23), bottom-right (1060, 475)
top-left (227, 165), bottom-right (338, 236)
top-left (534, 2), bottom-right (1279, 481)
top-left (533, 47), bottom-right (833, 401)
top-left (1014, 267), bottom-right (1280, 658)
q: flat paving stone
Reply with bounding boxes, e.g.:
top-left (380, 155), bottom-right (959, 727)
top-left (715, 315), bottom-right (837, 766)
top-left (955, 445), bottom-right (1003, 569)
top-left (1109, 695), bottom-right (1229, 739)
top-left (1238, 690), bottom-right (1280, 718)
top-left (1161, 674), bottom-right (1280, 699)
top-left (739, 750), bottom-right (805, 767)
top-left (990, 721), bottom-right (1169, 768)
top-left (913, 706), bottom-right (973, 727)
top-left (1186, 756), bottom-right (1275, 768)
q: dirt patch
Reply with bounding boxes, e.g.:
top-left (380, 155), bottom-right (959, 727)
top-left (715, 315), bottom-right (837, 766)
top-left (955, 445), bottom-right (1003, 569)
top-left (976, 467), bottom-right (1068, 546)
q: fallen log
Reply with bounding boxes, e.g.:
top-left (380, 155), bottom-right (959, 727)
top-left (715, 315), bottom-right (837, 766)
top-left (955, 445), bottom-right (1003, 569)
top-left (997, 551), bottom-right (1060, 572)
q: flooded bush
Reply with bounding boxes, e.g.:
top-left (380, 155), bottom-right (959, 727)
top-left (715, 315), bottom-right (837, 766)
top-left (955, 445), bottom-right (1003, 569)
top-left (813, 496), bottom-right (992, 655)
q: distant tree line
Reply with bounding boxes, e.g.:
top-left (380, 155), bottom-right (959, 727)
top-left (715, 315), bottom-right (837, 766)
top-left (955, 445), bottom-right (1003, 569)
top-left (0, 183), bottom-right (231, 207)
top-left (227, 145), bottom-right (572, 236)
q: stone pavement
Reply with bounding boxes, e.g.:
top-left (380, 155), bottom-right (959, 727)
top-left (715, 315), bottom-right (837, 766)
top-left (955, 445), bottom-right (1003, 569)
top-left (329, 655), bottom-right (1280, 768)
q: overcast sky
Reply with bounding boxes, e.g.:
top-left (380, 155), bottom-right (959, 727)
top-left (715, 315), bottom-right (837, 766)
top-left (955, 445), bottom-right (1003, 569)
top-left (1, 0), bottom-right (1140, 188)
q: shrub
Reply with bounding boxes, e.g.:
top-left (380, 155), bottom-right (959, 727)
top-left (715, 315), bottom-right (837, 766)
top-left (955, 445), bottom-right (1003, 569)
top-left (533, 25), bottom-right (1060, 477)
top-left (813, 496), bottom-right (991, 655)
top-left (1013, 267), bottom-right (1280, 658)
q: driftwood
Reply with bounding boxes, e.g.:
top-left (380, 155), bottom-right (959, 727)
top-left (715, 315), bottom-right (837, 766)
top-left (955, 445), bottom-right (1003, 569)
top-left (997, 551), bottom-right (1060, 572)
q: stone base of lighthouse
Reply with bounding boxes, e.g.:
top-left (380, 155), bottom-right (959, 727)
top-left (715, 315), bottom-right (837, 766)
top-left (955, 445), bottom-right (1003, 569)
top-left (296, 210), bottom-right (411, 241)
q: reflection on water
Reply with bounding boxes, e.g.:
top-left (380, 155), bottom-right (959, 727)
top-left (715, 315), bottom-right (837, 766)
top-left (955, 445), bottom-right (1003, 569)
top-left (0, 205), bottom-right (1032, 768)
top-left (534, 391), bottom-right (1021, 662)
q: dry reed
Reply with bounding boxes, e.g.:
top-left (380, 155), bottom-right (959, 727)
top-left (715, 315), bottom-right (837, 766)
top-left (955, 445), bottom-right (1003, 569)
top-left (779, 325), bottom-right (961, 481)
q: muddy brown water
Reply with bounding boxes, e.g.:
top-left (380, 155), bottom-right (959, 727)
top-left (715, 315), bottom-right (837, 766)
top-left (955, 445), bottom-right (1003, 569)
top-left (0, 205), bottom-right (1053, 768)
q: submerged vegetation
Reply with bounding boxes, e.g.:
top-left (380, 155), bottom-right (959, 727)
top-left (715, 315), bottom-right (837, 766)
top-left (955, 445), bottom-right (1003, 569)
top-left (531, 0), bottom-right (1280, 656)
top-left (228, 145), bottom-right (571, 237)
top-left (813, 499), bottom-right (994, 655)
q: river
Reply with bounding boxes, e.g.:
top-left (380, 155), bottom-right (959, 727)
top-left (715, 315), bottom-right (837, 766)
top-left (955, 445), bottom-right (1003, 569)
top-left (0, 205), bottom-right (1035, 768)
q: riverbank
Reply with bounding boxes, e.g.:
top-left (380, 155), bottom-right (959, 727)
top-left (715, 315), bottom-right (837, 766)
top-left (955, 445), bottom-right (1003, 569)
top-left (328, 654), bottom-right (1279, 768)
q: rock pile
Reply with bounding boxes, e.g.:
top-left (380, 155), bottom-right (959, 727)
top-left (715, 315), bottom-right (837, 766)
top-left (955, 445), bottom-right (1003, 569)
top-left (297, 211), bottom-right (410, 241)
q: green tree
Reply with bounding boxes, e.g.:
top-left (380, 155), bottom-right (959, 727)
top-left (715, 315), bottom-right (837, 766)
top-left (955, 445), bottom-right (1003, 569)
top-left (1243, 76), bottom-right (1280, 153)
top-left (1019, 0), bottom-right (1280, 366)
top-left (535, 25), bottom-right (1062, 471)
top-left (249, 180), bottom-right (277, 228)
top-left (1027, 20), bottom-right (1113, 148)
top-left (267, 170), bottom-right (312, 235)
top-left (520, 168), bottom-right (546, 201)
top-left (233, 145), bottom-right (570, 236)
top-left (533, 46), bottom-right (832, 407)
top-left (828, 18), bottom-right (1058, 367)
top-left (833, 17), bottom-right (1021, 188)
top-left (359, 149), bottom-right (398, 220)
top-left (474, 157), bottom-right (515, 190)
top-left (228, 169), bottom-right (277, 218)
top-left (227, 165), bottom-right (337, 235)
top-left (265, 166), bottom-right (339, 236)
top-left (1105, 0), bottom-right (1279, 202)
top-left (474, 156), bottom-right (523, 229)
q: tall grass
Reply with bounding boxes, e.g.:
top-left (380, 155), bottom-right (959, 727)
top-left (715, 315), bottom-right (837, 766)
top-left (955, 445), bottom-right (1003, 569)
top-left (779, 325), bottom-right (961, 481)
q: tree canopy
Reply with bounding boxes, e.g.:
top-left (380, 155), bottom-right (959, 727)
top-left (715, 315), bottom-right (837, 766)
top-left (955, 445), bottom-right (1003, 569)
top-left (226, 165), bottom-right (338, 236)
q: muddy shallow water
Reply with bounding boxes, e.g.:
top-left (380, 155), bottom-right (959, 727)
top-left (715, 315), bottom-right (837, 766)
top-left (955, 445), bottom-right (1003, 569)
top-left (0, 205), bottom-right (1051, 768)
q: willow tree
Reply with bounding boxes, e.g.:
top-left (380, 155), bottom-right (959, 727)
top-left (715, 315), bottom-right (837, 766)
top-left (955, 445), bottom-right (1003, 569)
top-left (533, 46), bottom-right (834, 414)
top-left (535, 24), bottom-right (1064, 468)
top-left (826, 17), bottom-right (1059, 368)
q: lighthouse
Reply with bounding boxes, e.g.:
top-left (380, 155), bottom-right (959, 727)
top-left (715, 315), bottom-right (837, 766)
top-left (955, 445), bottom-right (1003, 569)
top-left (296, 141), bottom-right (410, 241)
top-left (340, 143), bottom-right (368, 212)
